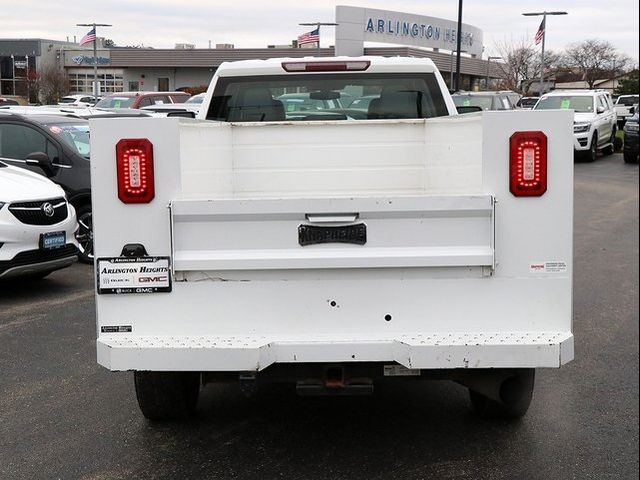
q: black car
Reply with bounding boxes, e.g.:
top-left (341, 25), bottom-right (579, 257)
top-left (623, 104), bottom-right (639, 164)
top-left (0, 112), bottom-right (93, 262)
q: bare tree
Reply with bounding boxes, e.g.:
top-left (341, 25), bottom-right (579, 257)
top-left (492, 37), bottom-right (560, 94)
top-left (34, 64), bottom-right (70, 104)
top-left (563, 39), bottom-right (630, 88)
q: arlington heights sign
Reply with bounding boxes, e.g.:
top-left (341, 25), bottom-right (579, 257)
top-left (335, 6), bottom-right (484, 58)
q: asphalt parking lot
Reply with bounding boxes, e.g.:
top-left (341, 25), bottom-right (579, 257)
top-left (0, 153), bottom-right (638, 480)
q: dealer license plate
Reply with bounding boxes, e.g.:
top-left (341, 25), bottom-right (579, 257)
top-left (97, 256), bottom-right (171, 294)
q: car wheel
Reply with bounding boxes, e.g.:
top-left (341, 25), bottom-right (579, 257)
top-left (584, 134), bottom-right (598, 162)
top-left (74, 204), bottom-right (93, 264)
top-left (134, 371), bottom-right (201, 421)
top-left (624, 151), bottom-right (639, 164)
top-left (469, 369), bottom-right (535, 419)
top-left (602, 129), bottom-right (616, 155)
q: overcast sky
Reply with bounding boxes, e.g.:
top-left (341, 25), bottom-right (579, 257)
top-left (3, 0), bottom-right (639, 61)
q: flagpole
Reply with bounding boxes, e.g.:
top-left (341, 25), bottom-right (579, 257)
top-left (77, 22), bottom-right (112, 104)
top-left (540, 13), bottom-right (546, 94)
top-left (299, 22), bottom-right (338, 57)
top-left (522, 11), bottom-right (567, 95)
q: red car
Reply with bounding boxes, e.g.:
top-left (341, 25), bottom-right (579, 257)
top-left (94, 91), bottom-right (190, 109)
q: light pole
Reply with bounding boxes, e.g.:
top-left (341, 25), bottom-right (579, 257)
top-left (450, 50), bottom-right (466, 90)
top-left (454, 0), bottom-right (464, 92)
top-left (485, 56), bottom-right (501, 91)
top-left (10, 54), bottom-right (16, 95)
top-left (77, 23), bottom-right (112, 103)
top-left (298, 22), bottom-right (338, 56)
top-left (522, 11), bottom-right (567, 94)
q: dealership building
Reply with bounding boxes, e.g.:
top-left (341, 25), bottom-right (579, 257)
top-left (1, 6), bottom-right (501, 101)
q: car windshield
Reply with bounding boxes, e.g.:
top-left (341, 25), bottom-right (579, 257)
top-left (46, 123), bottom-right (90, 157)
top-left (519, 98), bottom-right (539, 107)
top-left (186, 94), bottom-right (205, 104)
top-left (452, 95), bottom-right (494, 110)
top-left (207, 73), bottom-right (449, 122)
top-left (617, 96), bottom-right (639, 106)
top-left (95, 96), bottom-right (135, 108)
top-left (534, 96), bottom-right (594, 113)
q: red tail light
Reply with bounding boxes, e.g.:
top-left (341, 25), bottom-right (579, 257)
top-left (115, 139), bottom-right (155, 204)
top-left (509, 131), bottom-right (547, 197)
top-left (281, 61), bottom-right (370, 72)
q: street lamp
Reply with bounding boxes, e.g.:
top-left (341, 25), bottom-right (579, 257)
top-left (77, 23), bottom-right (112, 103)
top-left (450, 50), bottom-right (466, 90)
top-left (298, 22), bottom-right (338, 56)
top-left (522, 11), bottom-right (568, 94)
top-left (486, 56), bottom-right (502, 91)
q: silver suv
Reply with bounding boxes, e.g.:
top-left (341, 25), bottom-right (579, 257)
top-left (534, 90), bottom-right (617, 162)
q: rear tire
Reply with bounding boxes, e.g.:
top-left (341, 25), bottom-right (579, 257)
top-left (469, 369), bottom-right (535, 419)
top-left (602, 129), bottom-right (616, 156)
top-left (134, 371), bottom-right (201, 421)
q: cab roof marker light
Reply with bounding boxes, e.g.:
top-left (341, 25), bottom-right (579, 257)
top-left (281, 61), bottom-right (371, 72)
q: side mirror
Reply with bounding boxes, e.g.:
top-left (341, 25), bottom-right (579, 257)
top-left (166, 110), bottom-right (196, 118)
top-left (596, 106), bottom-right (605, 114)
top-left (456, 105), bottom-right (483, 114)
top-left (25, 152), bottom-right (55, 177)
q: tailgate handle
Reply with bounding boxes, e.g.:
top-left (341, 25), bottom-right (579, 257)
top-left (305, 213), bottom-right (359, 224)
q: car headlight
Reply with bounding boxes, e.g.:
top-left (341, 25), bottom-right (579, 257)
top-left (573, 123), bottom-right (591, 133)
top-left (624, 122), bottom-right (639, 133)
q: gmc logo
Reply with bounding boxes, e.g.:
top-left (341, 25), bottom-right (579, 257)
top-left (139, 276), bottom-right (168, 283)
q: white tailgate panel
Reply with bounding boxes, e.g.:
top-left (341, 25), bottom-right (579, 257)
top-left (171, 195), bottom-right (494, 271)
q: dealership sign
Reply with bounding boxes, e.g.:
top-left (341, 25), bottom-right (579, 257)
top-left (335, 5), bottom-right (483, 57)
top-left (71, 55), bottom-right (110, 65)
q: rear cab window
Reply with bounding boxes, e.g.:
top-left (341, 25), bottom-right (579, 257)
top-left (206, 73), bottom-right (449, 122)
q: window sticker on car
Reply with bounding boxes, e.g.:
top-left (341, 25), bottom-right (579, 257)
top-left (560, 99), bottom-right (571, 109)
top-left (463, 99), bottom-right (471, 106)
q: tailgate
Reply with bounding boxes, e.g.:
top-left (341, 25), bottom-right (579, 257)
top-left (171, 195), bottom-right (494, 272)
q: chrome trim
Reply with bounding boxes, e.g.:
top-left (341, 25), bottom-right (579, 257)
top-left (9, 201), bottom-right (66, 211)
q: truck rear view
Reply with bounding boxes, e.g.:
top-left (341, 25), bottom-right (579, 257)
top-left (90, 57), bottom-right (574, 421)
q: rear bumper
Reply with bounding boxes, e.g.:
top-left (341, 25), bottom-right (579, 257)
top-left (97, 331), bottom-right (574, 371)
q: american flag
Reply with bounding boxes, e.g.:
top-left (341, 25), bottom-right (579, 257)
top-left (534, 18), bottom-right (545, 45)
top-left (79, 27), bottom-right (96, 46)
top-left (297, 28), bottom-right (319, 46)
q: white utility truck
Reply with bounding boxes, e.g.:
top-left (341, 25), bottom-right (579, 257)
top-left (91, 57), bottom-right (574, 420)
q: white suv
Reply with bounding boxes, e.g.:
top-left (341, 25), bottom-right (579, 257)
top-left (534, 90), bottom-right (617, 162)
top-left (0, 162), bottom-right (79, 279)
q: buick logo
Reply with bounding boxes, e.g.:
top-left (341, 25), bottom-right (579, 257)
top-left (42, 202), bottom-right (55, 217)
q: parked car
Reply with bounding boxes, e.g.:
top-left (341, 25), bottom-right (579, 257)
top-left (94, 91), bottom-right (191, 109)
top-left (276, 92), bottom-right (344, 113)
top-left (623, 104), bottom-right (639, 164)
top-left (58, 94), bottom-right (100, 107)
top-left (451, 92), bottom-right (516, 111)
top-left (0, 112), bottom-right (93, 262)
top-left (0, 161), bottom-right (78, 280)
top-left (185, 93), bottom-right (206, 104)
top-left (499, 90), bottom-right (521, 108)
top-left (516, 97), bottom-right (539, 110)
top-left (534, 90), bottom-right (617, 162)
top-left (0, 97), bottom-right (20, 106)
top-left (614, 95), bottom-right (639, 127)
